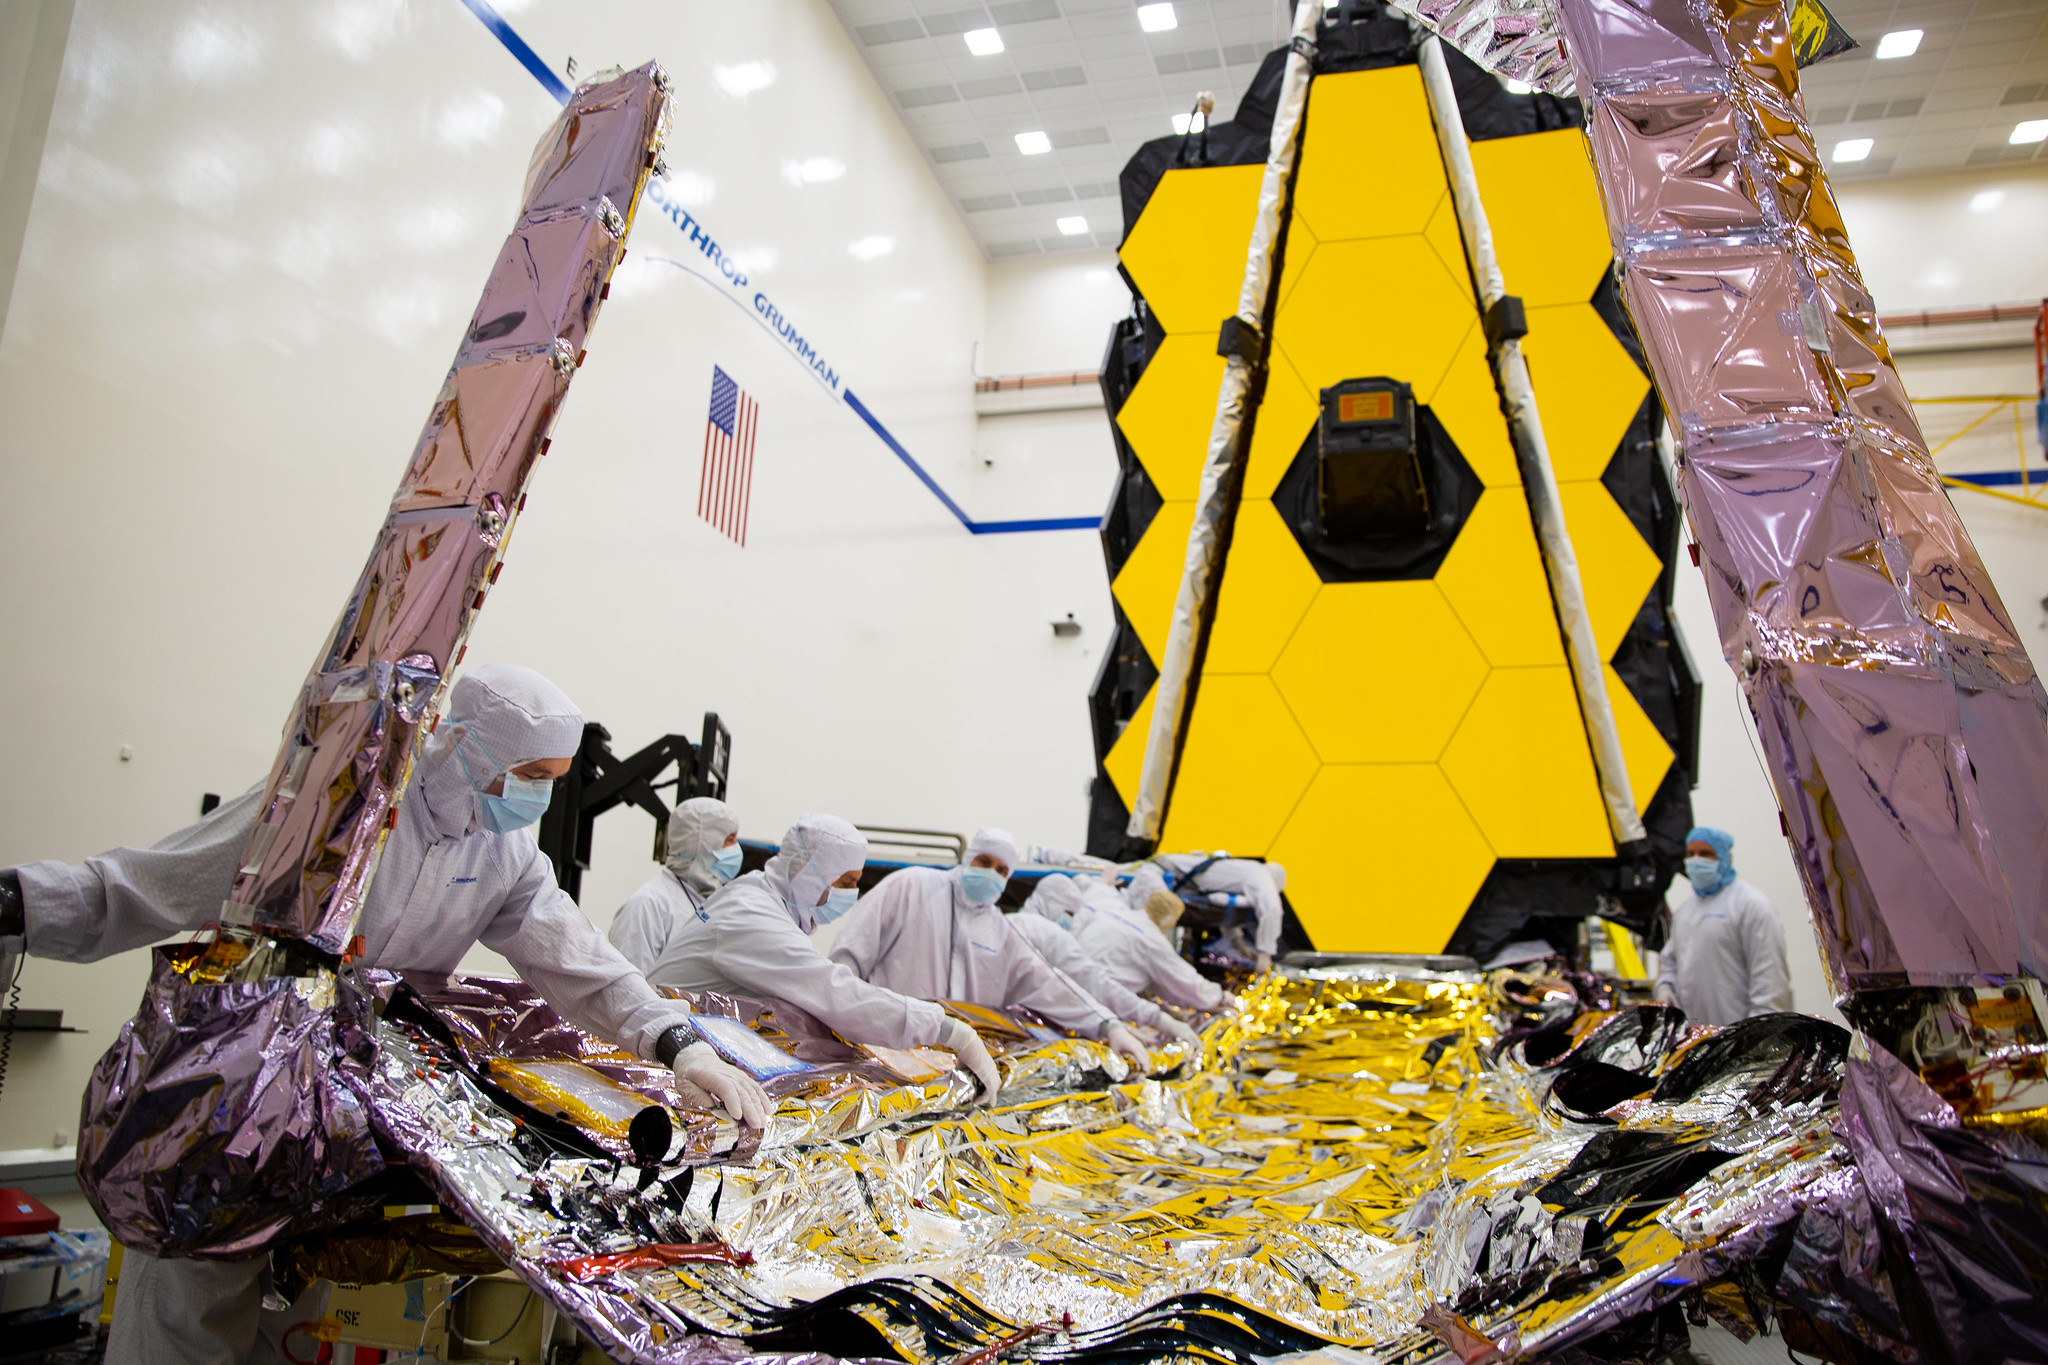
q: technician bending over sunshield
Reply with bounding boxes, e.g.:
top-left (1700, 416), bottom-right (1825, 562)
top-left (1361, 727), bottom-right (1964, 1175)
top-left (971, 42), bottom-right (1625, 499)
top-left (828, 828), bottom-right (1156, 1072)
top-left (610, 796), bottom-right (743, 973)
top-left (1013, 873), bottom-right (1200, 1047)
top-left (641, 814), bottom-right (1006, 1101)
top-left (1074, 873), bottom-right (1236, 1014)
top-left (0, 665), bottom-right (768, 1365)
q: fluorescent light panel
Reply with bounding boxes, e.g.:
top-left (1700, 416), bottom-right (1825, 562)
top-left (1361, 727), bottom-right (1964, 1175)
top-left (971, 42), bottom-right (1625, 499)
top-left (1832, 138), bottom-right (1872, 162)
top-left (1137, 4), bottom-right (1177, 33)
top-left (1057, 216), bottom-right (1089, 236)
top-left (964, 27), bottom-right (1004, 55)
top-left (1015, 130), bottom-right (1051, 154)
top-left (1874, 29), bottom-right (1921, 59)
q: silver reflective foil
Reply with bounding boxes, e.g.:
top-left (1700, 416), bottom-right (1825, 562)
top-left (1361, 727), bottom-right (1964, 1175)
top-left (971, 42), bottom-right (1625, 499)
top-left (1555, 0), bottom-right (2048, 994)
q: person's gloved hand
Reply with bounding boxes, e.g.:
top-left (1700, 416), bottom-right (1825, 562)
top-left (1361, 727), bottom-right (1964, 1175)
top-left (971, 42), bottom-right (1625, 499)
top-left (1104, 1023), bottom-right (1151, 1072)
top-left (672, 1043), bottom-right (771, 1129)
top-left (1217, 992), bottom-right (1243, 1016)
top-left (1253, 950), bottom-right (1273, 974)
top-left (1155, 1014), bottom-right (1200, 1047)
top-left (938, 1017), bottom-right (1002, 1102)
top-left (1652, 983), bottom-right (1678, 1006)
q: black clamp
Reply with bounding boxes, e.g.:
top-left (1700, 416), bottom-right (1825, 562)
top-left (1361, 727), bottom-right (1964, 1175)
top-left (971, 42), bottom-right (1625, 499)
top-left (654, 1023), bottom-right (693, 1067)
top-left (1484, 295), bottom-right (1529, 350)
top-left (1217, 316), bottom-right (1262, 363)
top-left (1289, 34), bottom-right (1318, 62)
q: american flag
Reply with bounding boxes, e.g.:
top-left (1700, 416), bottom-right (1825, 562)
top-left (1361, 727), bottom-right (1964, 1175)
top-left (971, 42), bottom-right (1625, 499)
top-left (697, 366), bottom-right (758, 546)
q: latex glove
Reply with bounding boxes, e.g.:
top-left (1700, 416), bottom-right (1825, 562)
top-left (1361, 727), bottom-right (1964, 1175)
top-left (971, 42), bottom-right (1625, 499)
top-left (673, 1043), bottom-right (771, 1129)
top-left (1253, 950), bottom-right (1273, 974)
top-left (1104, 1023), bottom-right (1151, 1072)
top-left (1217, 992), bottom-right (1243, 1016)
top-left (1155, 1014), bottom-right (1200, 1047)
top-left (939, 1017), bottom-right (1002, 1102)
top-left (1653, 983), bottom-right (1679, 1006)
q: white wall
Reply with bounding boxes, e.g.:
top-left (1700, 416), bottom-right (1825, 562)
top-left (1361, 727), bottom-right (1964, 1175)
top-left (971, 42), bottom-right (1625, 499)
top-left (0, 0), bottom-right (1126, 1151)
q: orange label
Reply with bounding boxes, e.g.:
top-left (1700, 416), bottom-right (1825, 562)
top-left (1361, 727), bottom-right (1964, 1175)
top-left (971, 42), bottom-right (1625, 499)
top-left (1969, 994), bottom-right (2035, 1031)
top-left (1339, 391), bottom-right (1394, 422)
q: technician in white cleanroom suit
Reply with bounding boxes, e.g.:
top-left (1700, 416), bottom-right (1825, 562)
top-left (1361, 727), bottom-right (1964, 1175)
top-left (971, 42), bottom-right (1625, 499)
top-left (642, 813), bottom-right (1005, 1100)
top-left (1151, 852), bottom-right (1286, 973)
top-left (1, 665), bottom-right (770, 1365)
top-left (1074, 873), bottom-right (1232, 1013)
top-left (827, 828), bottom-right (1155, 1071)
top-left (1014, 874), bottom-right (1199, 1046)
top-left (1654, 825), bottom-right (1793, 1026)
top-left (609, 796), bottom-right (743, 973)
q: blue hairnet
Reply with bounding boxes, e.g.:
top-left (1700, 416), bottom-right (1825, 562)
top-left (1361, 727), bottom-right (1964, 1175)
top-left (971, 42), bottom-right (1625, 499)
top-left (1687, 826), bottom-right (1736, 890)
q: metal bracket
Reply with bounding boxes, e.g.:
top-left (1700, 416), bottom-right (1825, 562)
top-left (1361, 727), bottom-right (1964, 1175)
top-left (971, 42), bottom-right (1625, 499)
top-left (1217, 316), bottom-right (1262, 363)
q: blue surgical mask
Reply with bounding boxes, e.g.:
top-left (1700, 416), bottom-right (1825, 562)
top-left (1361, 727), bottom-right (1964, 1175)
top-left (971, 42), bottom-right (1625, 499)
top-left (1684, 856), bottom-right (1723, 895)
top-left (814, 886), bottom-right (859, 924)
top-left (710, 845), bottom-right (743, 884)
top-left (959, 866), bottom-right (1007, 905)
top-left (479, 772), bottom-right (554, 834)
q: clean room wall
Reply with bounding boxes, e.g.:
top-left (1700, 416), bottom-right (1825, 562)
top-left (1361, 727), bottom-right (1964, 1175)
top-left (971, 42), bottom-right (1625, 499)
top-left (0, 0), bottom-right (1121, 1151)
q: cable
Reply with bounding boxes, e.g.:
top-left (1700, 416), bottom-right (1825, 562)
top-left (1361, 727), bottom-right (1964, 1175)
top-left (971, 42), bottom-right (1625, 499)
top-left (0, 945), bottom-right (22, 1105)
top-left (456, 1286), bottom-right (532, 1346)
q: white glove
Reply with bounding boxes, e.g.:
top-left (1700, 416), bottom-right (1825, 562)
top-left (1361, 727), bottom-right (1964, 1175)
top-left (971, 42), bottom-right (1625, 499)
top-left (1104, 1023), bottom-right (1151, 1072)
top-left (938, 1017), bottom-right (1002, 1102)
top-left (1253, 950), bottom-right (1273, 974)
top-left (1653, 983), bottom-right (1679, 1006)
top-left (673, 1043), bottom-right (771, 1129)
top-left (1155, 1014), bottom-right (1199, 1047)
top-left (1217, 992), bottom-right (1243, 1015)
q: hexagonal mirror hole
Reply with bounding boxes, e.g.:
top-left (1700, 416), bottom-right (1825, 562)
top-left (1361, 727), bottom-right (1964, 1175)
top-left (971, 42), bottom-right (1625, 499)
top-left (1271, 376), bottom-right (1484, 582)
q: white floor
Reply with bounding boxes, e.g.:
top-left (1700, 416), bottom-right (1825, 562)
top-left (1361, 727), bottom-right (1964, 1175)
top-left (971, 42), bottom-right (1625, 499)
top-left (1691, 1319), bottom-right (1804, 1365)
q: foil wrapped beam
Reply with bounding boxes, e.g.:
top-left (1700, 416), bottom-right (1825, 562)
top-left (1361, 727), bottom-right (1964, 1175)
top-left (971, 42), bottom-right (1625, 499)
top-left (1553, 0), bottom-right (2048, 994)
top-left (222, 66), bottom-right (672, 951)
top-left (76, 64), bottom-right (673, 1260)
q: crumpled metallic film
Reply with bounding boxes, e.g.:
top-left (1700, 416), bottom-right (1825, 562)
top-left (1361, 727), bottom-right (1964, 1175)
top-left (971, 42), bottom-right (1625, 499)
top-left (223, 64), bottom-right (672, 952)
top-left (1553, 0), bottom-right (2048, 994)
top-left (334, 959), bottom-right (1921, 1364)
top-left (76, 946), bottom-right (382, 1258)
top-left (1393, 0), bottom-right (1581, 95)
top-left (74, 64), bottom-right (673, 1261)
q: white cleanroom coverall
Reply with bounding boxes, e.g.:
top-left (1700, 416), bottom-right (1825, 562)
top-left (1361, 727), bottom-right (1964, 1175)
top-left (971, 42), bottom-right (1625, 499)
top-left (1072, 892), bottom-right (1226, 1012)
top-left (1153, 852), bottom-right (1286, 957)
top-left (1657, 878), bottom-right (1793, 1027)
top-left (22, 668), bottom-right (705, 1062)
top-left (828, 868), bottom-right (1118, 1039)
top-left (642, 814), bottom-right (954, 1050)
top-left (610, 796), bottom-right (741, 973)
top-left (1015, 875), bottom-right (1165, 1027)
top-left (16, 666), bottom-right (759, 1365)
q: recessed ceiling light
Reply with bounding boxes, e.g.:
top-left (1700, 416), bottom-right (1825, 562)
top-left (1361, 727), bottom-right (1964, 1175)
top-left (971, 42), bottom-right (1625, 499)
top-left (1171, 111), bottom-right (1207, 134)
top-left (1970, 189), bottom-right (2006, 213)
top-left (1832, 138), bottom-right (1872, 163)
top-left (2011, 120), bottom-right (2048, 145)
top-left (1015, 130), bottom-right (1051, 155)
top-left (964, 27), bottom-right (1004, 56)
top-left (1874, 28), bottom-right (1921, 59)
top-left (1137, 3), bottom-right (1177, 33)
top-left (848, 235), bottom-right (895, 261)
top-left (1057, 216), bottom-right (1089, 236)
